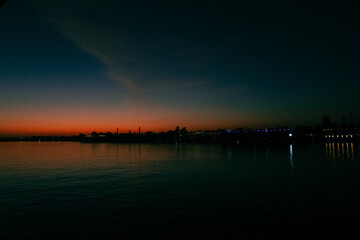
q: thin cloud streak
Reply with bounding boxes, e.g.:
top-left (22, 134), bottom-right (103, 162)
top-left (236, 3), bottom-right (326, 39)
top-left (26, 0), bottom-right (235, 103)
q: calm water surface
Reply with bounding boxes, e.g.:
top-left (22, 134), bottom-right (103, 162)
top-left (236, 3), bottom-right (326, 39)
top-left (1, 142), bottom-right (360, 239)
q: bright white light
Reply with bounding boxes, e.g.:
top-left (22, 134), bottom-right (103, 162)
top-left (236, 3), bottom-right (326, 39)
top-left (289, 133), bottom-right (293, 137)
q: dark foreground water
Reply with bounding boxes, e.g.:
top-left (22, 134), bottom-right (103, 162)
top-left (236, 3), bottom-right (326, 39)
top-left (0, 142), bottom-right (360, 239)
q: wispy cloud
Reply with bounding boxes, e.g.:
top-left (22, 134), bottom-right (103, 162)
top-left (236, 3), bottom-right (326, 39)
top-left (25, 0), bottom-right (246, 114)
top-left (27, 1), bottom-right (206, 95)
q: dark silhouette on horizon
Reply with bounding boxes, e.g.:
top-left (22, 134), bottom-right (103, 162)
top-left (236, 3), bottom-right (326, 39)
top-left (1, 115), bottom-right (358, 145)
top-left (0, 115), bottom-right (359, 144)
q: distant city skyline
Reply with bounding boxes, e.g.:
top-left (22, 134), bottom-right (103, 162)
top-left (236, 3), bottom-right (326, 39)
top-left (1, 113), bottom-right (357, 137)
top-left (1, 0), bottom-right (359, 137)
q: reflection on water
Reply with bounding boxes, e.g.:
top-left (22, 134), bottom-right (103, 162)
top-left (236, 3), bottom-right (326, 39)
top-left (325, 142), bottom-right (358, 167)
top-left (289, 144), bottom-right (294, 169)
top-left (1, 142), bottom-right (360, 239)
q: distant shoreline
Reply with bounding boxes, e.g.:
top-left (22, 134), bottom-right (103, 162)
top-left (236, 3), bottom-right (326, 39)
top-left (1, 135), bottom-right (358, 146)
top-left (1, 126), bottom-right (359, 145)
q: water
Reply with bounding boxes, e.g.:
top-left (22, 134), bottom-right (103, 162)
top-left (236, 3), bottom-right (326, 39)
top-left (0, 142), bottom-right (359, 239)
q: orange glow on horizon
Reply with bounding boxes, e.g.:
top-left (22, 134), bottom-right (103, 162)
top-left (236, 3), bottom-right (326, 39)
top-left (0, 104), bottom-right (283, 137)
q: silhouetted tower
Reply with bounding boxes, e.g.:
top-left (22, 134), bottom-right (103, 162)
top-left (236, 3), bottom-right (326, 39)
top-left (322, 115), bottom-right (331, 128)
top-left (342, 117), bottom-right (347, 126)
top-left (117, 128), bottom-right (119, 135)
top-left (139, 126), bottom-right (141, 135)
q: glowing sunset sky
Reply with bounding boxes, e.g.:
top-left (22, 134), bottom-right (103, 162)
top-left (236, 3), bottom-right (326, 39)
top-left (0, 0), bottom-right (359, 136)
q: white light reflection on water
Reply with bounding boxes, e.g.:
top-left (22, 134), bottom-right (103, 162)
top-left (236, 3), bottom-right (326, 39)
top-left (289, 144), bottom-right (294, 169)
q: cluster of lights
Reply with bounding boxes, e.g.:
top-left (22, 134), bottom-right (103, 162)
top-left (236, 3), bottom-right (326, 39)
top-left (324, 128), bottom-right (357, 131)
top-left (196, 128), bottom-right (296, 135)
top-left (225, 128), bottom-right (295, 133)
top-left (245, 128), bottom-right (294, 132)
top-left (325, 135), bottom-right (353, 138)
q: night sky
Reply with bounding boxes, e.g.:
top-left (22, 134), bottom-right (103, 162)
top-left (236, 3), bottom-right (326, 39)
top-left (0, 0), bottom-right (359, 136)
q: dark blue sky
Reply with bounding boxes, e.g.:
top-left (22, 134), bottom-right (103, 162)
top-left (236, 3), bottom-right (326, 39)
top-left (0, 0), bottom-right (359, 135)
